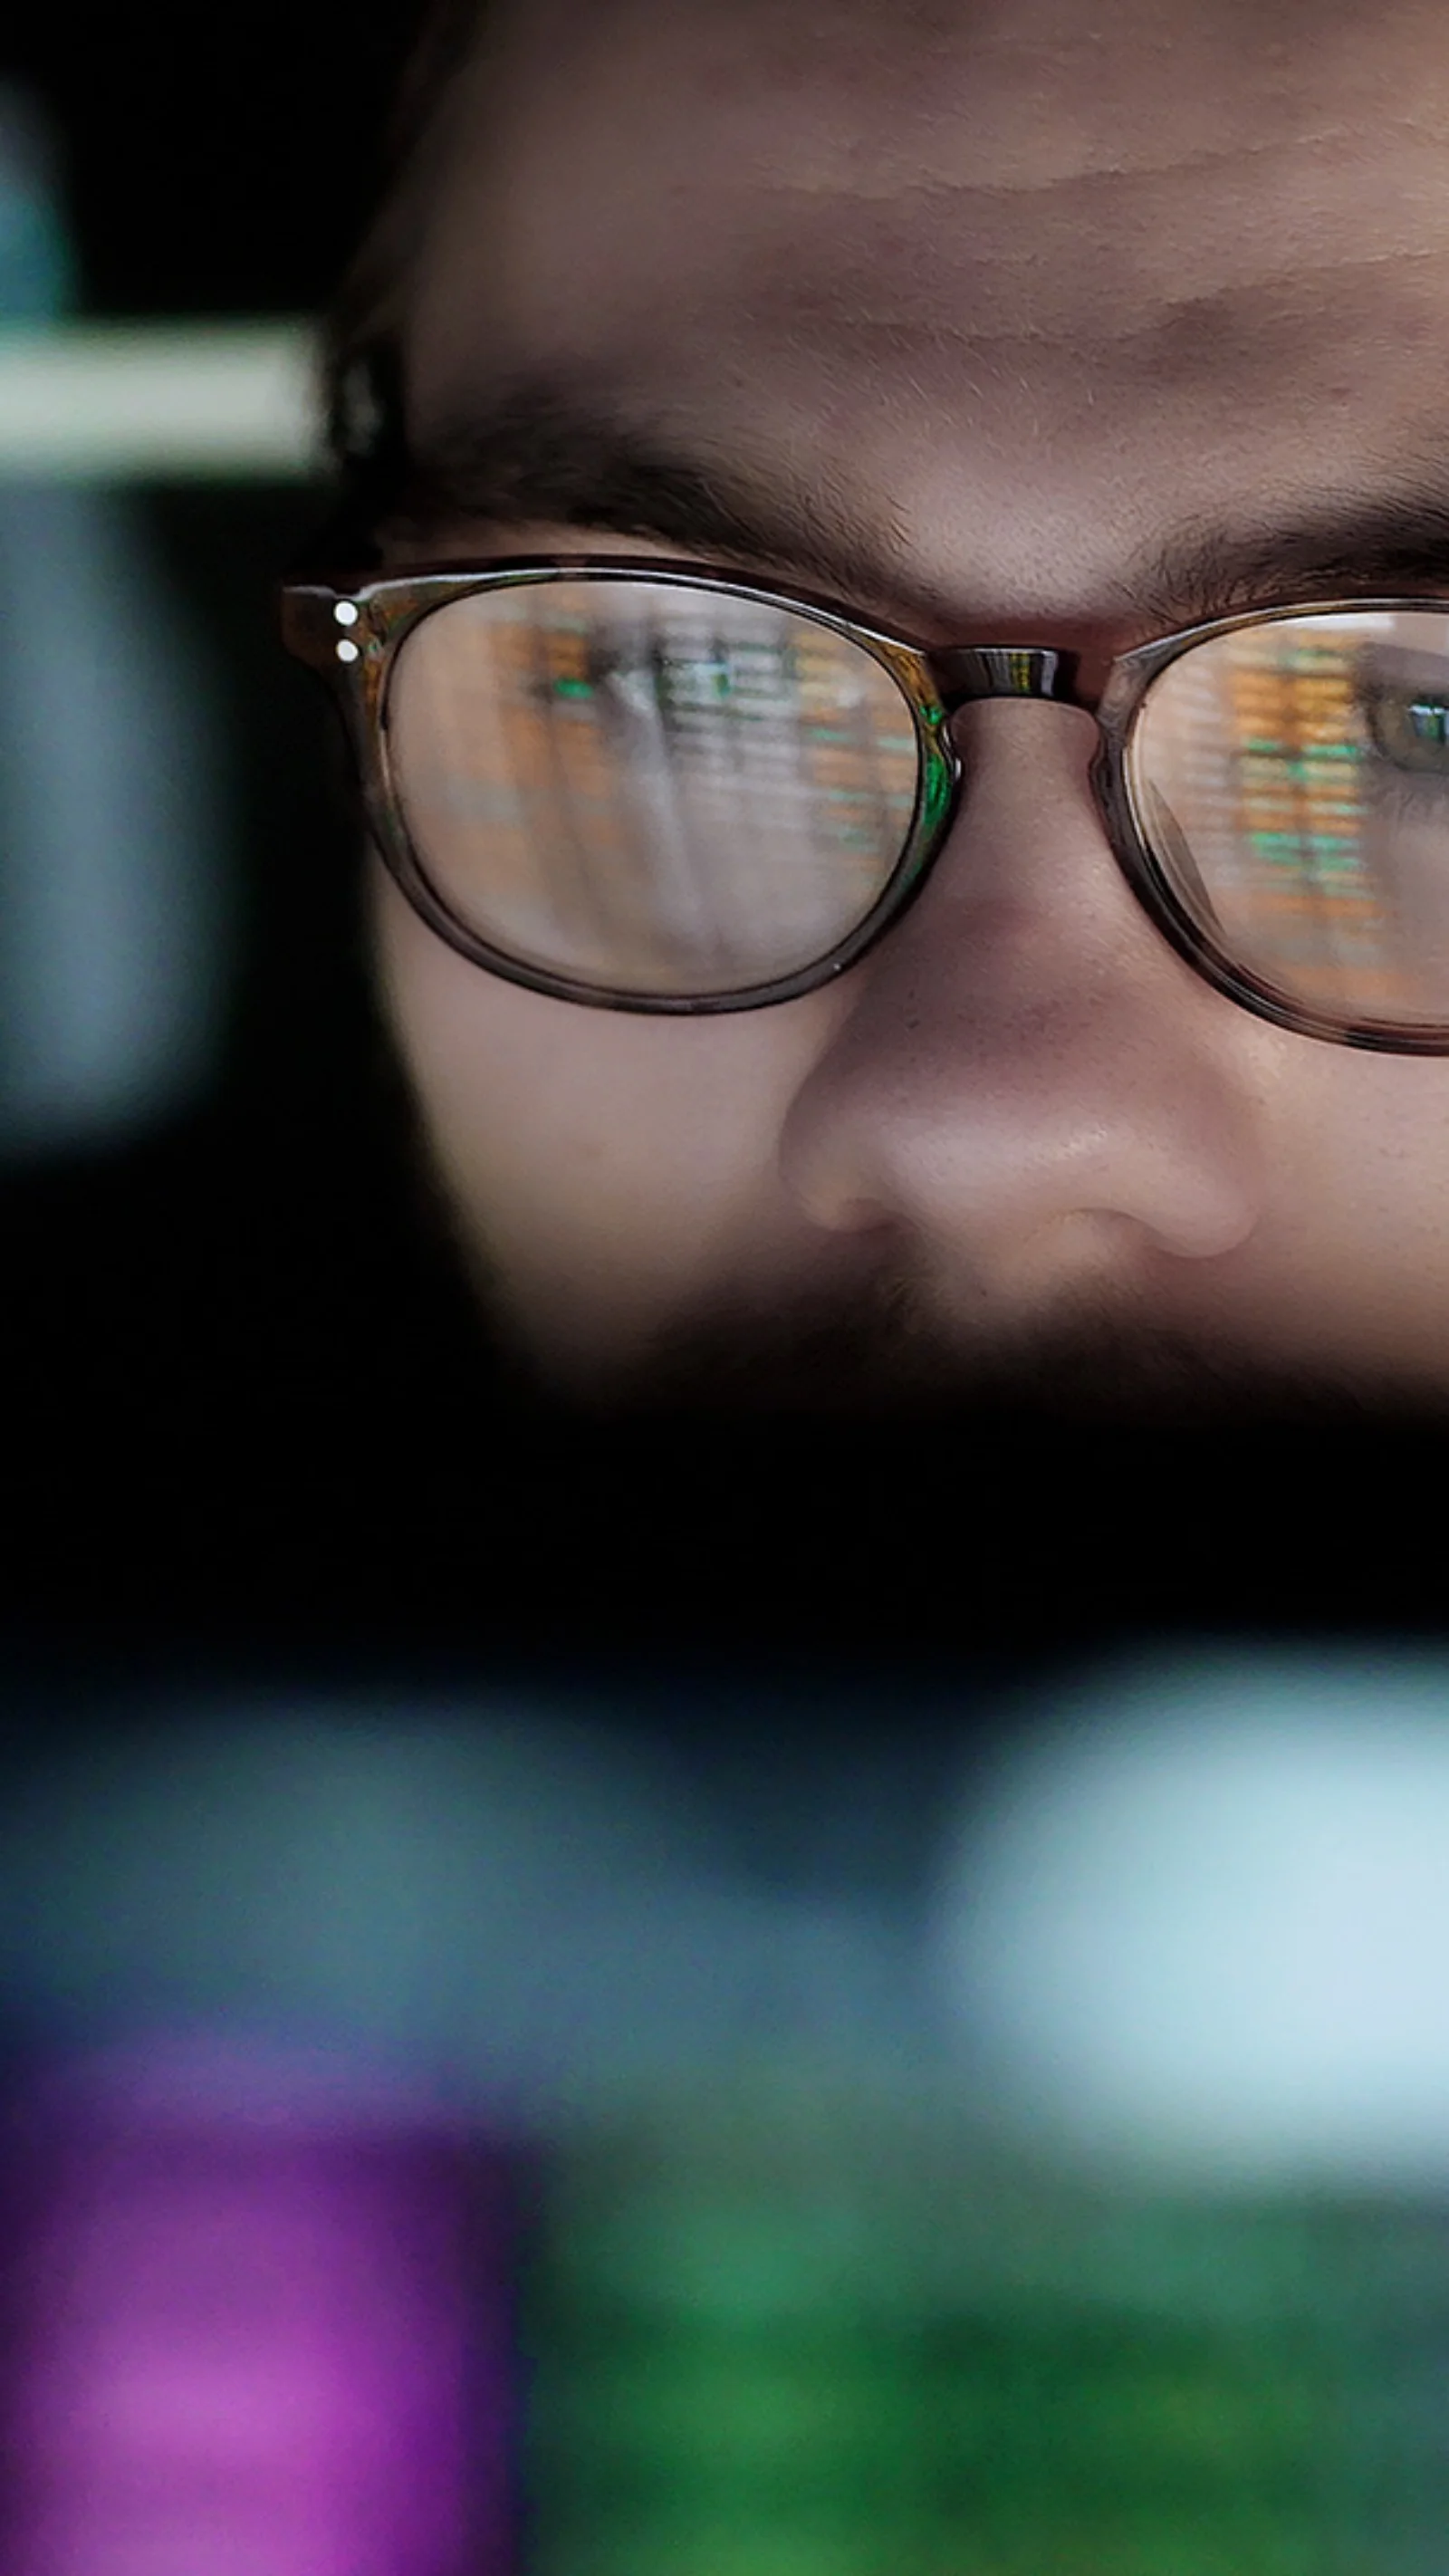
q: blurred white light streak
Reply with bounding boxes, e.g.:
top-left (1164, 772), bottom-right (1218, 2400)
top-left (0, 323), bottom-right (323, 476)
top-left (934, 1650), bottom-right (1449, 2187)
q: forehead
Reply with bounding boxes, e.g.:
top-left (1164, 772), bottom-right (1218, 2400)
top-left (407, 0), bottom-right (1449, 621)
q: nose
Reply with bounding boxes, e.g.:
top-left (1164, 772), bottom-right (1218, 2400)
top-left (778, 701), bottom-right (1270, 1293)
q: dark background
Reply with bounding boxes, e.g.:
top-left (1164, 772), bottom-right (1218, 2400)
top-left (5, 7), bottom-right (414, 324)
top-left (0, 0), bottom-right (1444, 1702)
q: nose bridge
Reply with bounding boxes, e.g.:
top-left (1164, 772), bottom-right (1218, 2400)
top-left (929, 643), bottom-right (1091, 714)
top-left (778, 695), bottom-right (1267, 1268)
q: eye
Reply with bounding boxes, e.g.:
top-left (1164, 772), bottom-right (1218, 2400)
top-left (1365, 687), bottom-right (1449, 773)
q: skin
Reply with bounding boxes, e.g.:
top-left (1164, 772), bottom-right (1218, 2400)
top-left (370, 0), bottom-right (1449, 1407)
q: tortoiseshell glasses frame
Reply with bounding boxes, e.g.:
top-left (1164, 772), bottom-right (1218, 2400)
top-left (281, 554), bottom-right (1449, 1051)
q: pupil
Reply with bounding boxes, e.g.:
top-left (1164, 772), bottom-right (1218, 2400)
top-left (1407, 699), bottom-right (1449, 747)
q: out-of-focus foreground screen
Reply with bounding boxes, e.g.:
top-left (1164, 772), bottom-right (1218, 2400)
top-left (0, 1648), bottom-right (1446, 2575)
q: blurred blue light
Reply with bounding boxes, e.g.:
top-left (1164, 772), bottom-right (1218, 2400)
top-left (0, 83), bottom-right (233, 1158)
top-left (0, 1697), bottom-right (936, 2112)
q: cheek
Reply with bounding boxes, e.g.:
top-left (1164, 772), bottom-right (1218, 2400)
top-left (1245, 1050), bottom-right (1449, 1364)
top-left (370, 868), bottom-right (834, 1325)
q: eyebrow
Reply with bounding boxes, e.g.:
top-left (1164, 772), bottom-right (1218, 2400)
top-left (389, 380), bottom-right (892, 600)
top-left (389, 381), bottom-right (1449, 631)
top-left (1140, 485), bottom-right (1449, 628)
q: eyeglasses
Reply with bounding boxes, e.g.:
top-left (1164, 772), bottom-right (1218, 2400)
top-left (280, 556), bottom-right (1449, 1050)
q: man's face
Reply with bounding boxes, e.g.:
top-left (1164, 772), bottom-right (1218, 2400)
top-left (371, 0), bottom-right (1449, 1414)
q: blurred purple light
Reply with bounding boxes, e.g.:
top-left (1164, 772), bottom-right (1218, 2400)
top-left (0, 2037), bottom-right (517, 2576)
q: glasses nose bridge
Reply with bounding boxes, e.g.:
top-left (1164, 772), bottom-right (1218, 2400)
top-left (929, 643), bottom-right (1092, 716)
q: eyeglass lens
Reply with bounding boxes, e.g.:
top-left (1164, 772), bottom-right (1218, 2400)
top-left (1131, 608), bottom-right (1449, 1028)
top-left (384, 580), bottom-right (921, 995)
top-left (385, 581), bottom-right (1449, 1023)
